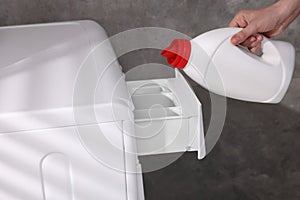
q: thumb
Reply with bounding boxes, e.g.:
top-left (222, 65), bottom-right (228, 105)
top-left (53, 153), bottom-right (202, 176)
top-left (231, 25), bottom-right (257, 45)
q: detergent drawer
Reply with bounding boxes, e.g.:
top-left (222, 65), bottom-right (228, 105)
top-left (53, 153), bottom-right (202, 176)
top-left (127, 70), bottom-right (206, 159)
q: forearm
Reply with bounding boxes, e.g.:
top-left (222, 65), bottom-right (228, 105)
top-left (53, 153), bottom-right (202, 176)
top-left (229, 0), bottom-right (299, 50)
top-left (275, 0), bottom-right (300, 21)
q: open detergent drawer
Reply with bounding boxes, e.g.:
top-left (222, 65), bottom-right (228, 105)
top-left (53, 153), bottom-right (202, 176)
top-left (127, 70), bottom-right (206, 159)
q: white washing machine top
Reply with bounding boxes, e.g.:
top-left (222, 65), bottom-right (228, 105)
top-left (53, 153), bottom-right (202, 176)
top-left (0, 20), bottom-right (205, 200)
top-left (0, 21), bottom-right (133, 133)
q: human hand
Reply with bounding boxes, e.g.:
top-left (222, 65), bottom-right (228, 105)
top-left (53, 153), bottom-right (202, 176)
top-left (229, 0), bottom-right (300, 53)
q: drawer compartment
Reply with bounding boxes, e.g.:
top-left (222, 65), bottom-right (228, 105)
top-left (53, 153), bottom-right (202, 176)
top-left (132, 93), bottom-right (177, 110)
top-left (134, 107), bottom-right (180, 120)
top-left (126, 70), bottom-right (206, 159)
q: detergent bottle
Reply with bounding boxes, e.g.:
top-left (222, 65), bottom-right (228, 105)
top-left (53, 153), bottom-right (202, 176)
top-left (161, 28), bottom-right (295, 103)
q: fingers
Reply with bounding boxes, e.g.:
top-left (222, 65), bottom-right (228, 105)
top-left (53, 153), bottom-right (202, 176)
top-left (256, 34), bottom-right (263, 41)
top-left (248, 40), bottom-right (260, 48)
top-left (229, 18), bottom-right (247, 28)
top-left (229, 20), bottom-right (238, 28)
top-left (231, 25), bottom-right (257, 45)
top-left (249, 42), bottom-right (261, 54)
top-left (244, 35), bottom-right (263, 53)
top-left (240, 35), bottom-right (256, 47)
top-left (229, 10), bottom-right (248, 28)
top-left (229, 10), bottom-right (257, 45)
top-left (229, 10), bottom-right (264, 53)
top-left (239, 34), bottom-right (263, 54)
top-left (251, 35), bottom-right (263, 54)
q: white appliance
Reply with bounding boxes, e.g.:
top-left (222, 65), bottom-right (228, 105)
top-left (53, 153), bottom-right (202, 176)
top-left (161, 28), bottom-right (295, 103)
top-left (0, 21), bottom-right (205, 200)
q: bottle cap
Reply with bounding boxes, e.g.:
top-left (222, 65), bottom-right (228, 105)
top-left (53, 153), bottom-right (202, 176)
top-left (161, 39), bottom-right (191, 69)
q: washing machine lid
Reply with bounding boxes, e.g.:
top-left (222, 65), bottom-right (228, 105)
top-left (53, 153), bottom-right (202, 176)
top-left (0, 21), bottom-right (133, 133)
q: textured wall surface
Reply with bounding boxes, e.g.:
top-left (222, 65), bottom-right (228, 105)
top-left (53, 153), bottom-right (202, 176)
top-left (0, 0), bottom-right (299, 200)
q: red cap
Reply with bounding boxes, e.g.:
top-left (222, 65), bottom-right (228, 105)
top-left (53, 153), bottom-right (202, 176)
top-left (161, 39), bottom-right (191, 69)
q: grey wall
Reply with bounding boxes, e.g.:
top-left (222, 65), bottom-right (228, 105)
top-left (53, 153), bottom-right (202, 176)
top-left (0, 0), bottom-right (297, 41)
top-left (1, 0), bottom-right (299, 76)
top-left (0, 0), bottom-right (299, 200)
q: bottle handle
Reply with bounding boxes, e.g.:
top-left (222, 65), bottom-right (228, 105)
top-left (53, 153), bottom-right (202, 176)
top-left (234, 35), bottom-right (282, 67)
top-left (205, 28), bottom-right (295, 103)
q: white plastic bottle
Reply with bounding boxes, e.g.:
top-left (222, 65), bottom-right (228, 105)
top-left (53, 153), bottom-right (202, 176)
top-left (161, 28), bottom-right (295, 103)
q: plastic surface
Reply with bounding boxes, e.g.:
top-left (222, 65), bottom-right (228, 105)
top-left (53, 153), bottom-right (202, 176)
top-left (163, 28), bottom-right (295, 103)
top-left (161, 39), bottom-right (191, 69)
top-left (0, 20), bottom-right (205, 200)
top-left (0, 20), bottom-right (133, 133)
top-left (0, 123), bottom-right (130, 200)
top-left (0, 21), bottom-right (140, 200)
top-left (127, 69), bottom-right (206, 159)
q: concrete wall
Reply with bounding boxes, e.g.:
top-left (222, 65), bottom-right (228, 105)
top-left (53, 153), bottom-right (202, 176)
top-left (0, 0), bottom-right (298, 43)
top-left (0, 0), bottom-right (299, 200)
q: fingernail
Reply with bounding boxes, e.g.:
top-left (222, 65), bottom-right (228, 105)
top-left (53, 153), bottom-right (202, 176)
top-left (256, 35), bottom-right (263, 41)
top-left (250, 37), bottom-right (256, 42)
top-left (231, 36), bottom-right (240, 45)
